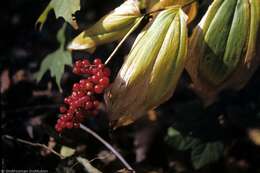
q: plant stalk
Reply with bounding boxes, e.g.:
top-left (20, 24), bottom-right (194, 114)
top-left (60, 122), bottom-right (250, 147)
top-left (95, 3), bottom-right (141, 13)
top-left (79, 124), bottom-right (135, 172)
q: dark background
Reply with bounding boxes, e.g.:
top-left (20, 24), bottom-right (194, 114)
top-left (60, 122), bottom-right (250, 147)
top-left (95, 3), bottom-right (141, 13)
top-left (1, 0), bottom-right (260, 172)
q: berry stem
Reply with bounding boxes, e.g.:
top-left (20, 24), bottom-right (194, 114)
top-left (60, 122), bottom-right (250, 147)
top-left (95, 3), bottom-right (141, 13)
top-left (3, 135), bottom-right (64, 159)
top-left (105, 16), bottom-right (144, 65)
top-left (79, 124), bottom-right (135, 172)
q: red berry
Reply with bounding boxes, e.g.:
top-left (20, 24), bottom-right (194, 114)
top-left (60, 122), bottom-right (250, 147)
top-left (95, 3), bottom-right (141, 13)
top-left (79, 79), bottom-right (86, 84)
top-left (72, 91), bottom-right (78, 97)
top-left (91, 75), bottom-right (100, 84)
top-left (93, 58), bottom-right (102, 65)
top-left (97, 64), bottom-right (104, 69)
top-left (57, 119), bottom-right (62, 125)
top-left (75, 111), bottom-right (83, 118)
top-left (103, 67), bottom-right (111, 77)
top-left (74, 100), bottom-right (81, 107)
top-left (83, 69), bottom-right (91, 74)
top-left (59, 106), bottom-right (67, 113)
top-left (91, 68), bottom-right (99, 75)
top-left (94, 85), bottom-right (104, 94)
top-left (67, 108), bottom-right (74, 114)
top-left (60, 115), bottom-right (66, 121)
top-left (62, 114), bottom-right (68, 119)
top-left (70, 104), bottom-right (76, 111)
top-left (75, 61), bottom-right (82, 67)
top-left (73, 67), bottom-right (81, 74)
top-left (66, 114), bottom-right (73, 120)
top-left (85, 101), bottom-right (93, 110)
top-left (82, 59), bottom-right (90, 66)
top-left (80, 96), bottom-right (90, 102)
top-left (93, 100), bottom-right (99, 108)
top-left (66, 122), bottom-right (73, 129)
top-left (73, 83), bottom-right (80, 91)
top-left (96, 71), bottom-right (103, 78)
top-left (85, 82), bottom-right (94, 91)
top-left (99, 77), bottom-right (109, 87)
top-left (59, 120), bottom-right (65, 127)
top-left (55, 123), bottom-right (60, 128)
top-left (64, 98), bottom-right (69, 104)
top-left (77, 91), bottom-right (85, 97)
top-left (56, 58), bottom-right (111, 133)
top-left (56, 127), bottom-right (62, 133)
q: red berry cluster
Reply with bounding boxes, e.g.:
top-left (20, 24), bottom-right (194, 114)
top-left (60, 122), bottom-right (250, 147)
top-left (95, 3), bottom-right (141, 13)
top-left (55, 58), bottom-right (111, 133)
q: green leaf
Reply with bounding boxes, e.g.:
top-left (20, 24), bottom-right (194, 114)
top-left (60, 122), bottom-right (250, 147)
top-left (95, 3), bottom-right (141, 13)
top-left (35, 24), bottom-right (72, 91)
top-left (166, 127), bottom-right (200, 150)
top-left (166, 127), bottom-right (224, 169)
top-left (191, 142), bottom-right (224, 169)
top-left (36, 0), bottom-right (80, 30)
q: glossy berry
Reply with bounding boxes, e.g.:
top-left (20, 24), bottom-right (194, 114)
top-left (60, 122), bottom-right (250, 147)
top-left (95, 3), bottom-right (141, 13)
top-left (84, 81), bottom-right (94, 91)
top-left (103, 67), bottom-right (111, 77)
top-left (97, 64), bottom-right (104, 69)
top-left (73, 67), bottom-right (81, 74)
top-left (93, 58), bottom-right (102, 65)
top-left (99, 77), bottom-right (109, 87)
top-left (73, 83), bottom-right (80, 91)
top-left (94, 84), bottom-right (104, 94)
top-left (91, 75), bottom-right (100, 84)
top-left (82, 59), bottom-right (90, 66)
top-left (55, 58), bottom-right (111, 133)
top-left (66, 122), bottom-right (73, 129)
top-left (59, 106), bottom-right (67, 113)
top-left (85, 101), bottom-right (93, 110)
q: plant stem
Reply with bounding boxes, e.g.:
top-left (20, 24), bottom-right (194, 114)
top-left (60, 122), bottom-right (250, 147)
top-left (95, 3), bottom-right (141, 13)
top-left (3, 135), bottom-right (64, 159)
top-left (105, 17), bottom-right (144, 65)
top-left (79, 124), bottom-right (135, 172)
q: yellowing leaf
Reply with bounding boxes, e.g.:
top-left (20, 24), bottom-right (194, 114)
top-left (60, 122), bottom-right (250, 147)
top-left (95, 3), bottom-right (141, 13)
top-left (184, 1), bottom-right (198, 23)
top-left (77, 157), bottom-right (102, 173)
top-left (139, 0), bottom-right (159, 10)
top-left (68, 0), bottom-right (141, 52)
top-left (148, 0), bottom-right (198, 23)
top-left (36, 0), bottom-right (80, 30)
top-left (248, 128), bottom-right (260, 146)
top-left (105, 7), bottom-right (188, 127)
top-left (60, 146), bottom-right (76, 158)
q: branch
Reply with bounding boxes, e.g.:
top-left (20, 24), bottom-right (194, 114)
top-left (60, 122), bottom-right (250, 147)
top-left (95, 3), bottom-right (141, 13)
top-left (79, 124), bottom-right (135, 173)
top-left (2, 135), bottom-right (64, 159)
